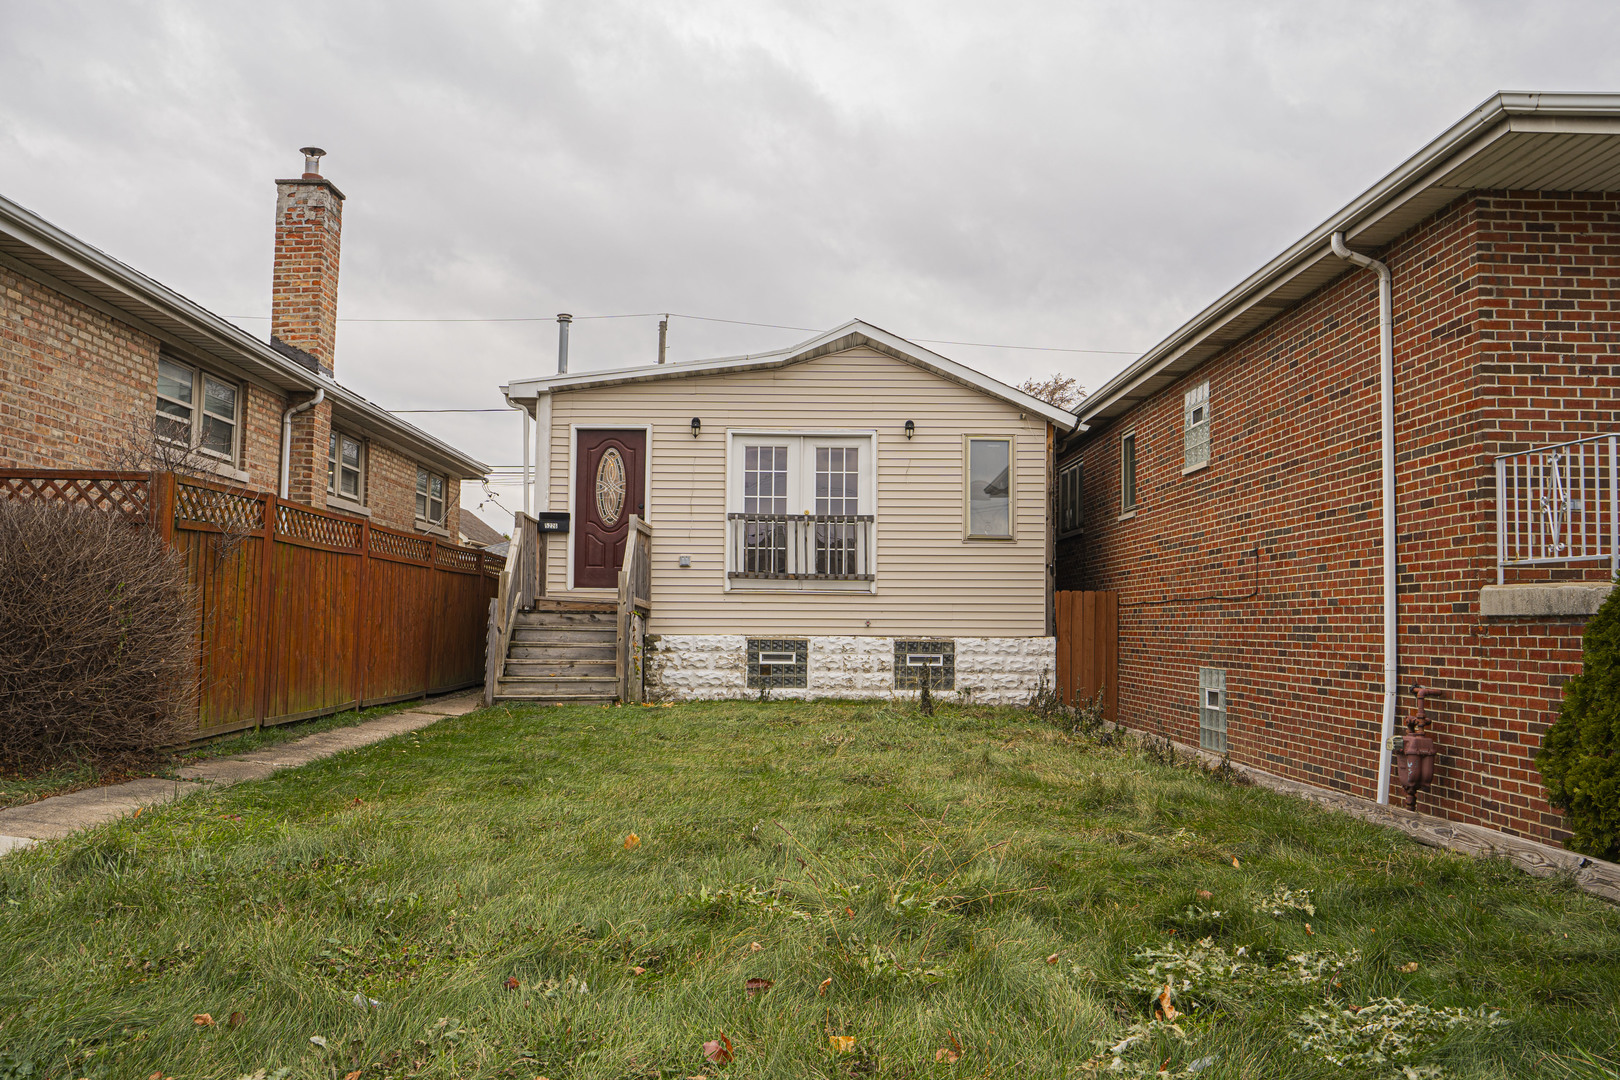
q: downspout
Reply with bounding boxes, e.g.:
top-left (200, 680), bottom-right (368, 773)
top-left (278, 388), bottom-right (325, 499)
top-left (1331, 231), bottom-right (1398, 806)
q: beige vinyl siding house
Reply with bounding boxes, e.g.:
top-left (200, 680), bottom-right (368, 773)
top-left (504, 321), bottom-right (1081, 702)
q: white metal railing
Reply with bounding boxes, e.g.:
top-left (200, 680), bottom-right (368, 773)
top-left (1495, 433), bottom-right (1619, 583)
top-left (727, 513), bottom-right (874, 581)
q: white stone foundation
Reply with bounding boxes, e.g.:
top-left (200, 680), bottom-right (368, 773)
top-left (646, 634), bottom-right (1055, 706)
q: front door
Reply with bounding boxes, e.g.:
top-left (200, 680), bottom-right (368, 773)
top-left (574, 429), bottom-right (646, 589)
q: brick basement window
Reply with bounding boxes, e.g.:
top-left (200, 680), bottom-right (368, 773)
top-left (1199, 667), bottom-right (1227, 752)
top-left (894, 640), bottom-right (955, 691)
top-left (747, 639), bottom-right (808, 689)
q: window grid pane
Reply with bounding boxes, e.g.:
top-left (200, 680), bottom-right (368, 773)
top-left (815, 445), bottom-right (860, 574)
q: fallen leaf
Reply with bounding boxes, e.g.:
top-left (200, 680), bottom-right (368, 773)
top-left (1400, 961), bottom-right (1420, 973)
top-left (748, 941), bottom-right (762, 952)
top-left (631, 966), bottom-right (647, 975)
top-left (624, 832), bottom-right (641, 850)
top-left (703, 1034), bottom-right (734, 1065)
top-left (352, 797), bottom-right (364, 806)
top-left (1196, 890), bottom-right (1213, 900)
top-left (1156, 983), bottom-right (1178, 1021)
top-left (1231, 857), bottom-right (1240, 869)
top-left (228, 1012), bottom-right (245, 1028)
top-left (818, 977), bottom-right (832, 996)
top-left (506, 976), bottom-right (521, 990)
top-left (845, 907), bottom-right (854, 919)
top-left (745, 977), bottom-right (773, 997)
top-left (829, 1035), bottom-right (856, 1054)
top-left (133, 807), bottom-right (143, 819)
top-left (309, 1035), bottom-right (328, 1048)
top-left (935, 1047), bottom-right (961, 1063)
top-left (1045, 954), bottom-right (1059, 965)
top-left (1304, 923), bottom-right (1315, 935)
top-left (193, 1013), bottom-right (214, 1026)
top-left (345, 1072), bottom-right (362, 1080)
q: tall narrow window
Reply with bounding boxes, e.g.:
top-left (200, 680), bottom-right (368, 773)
top-left (742, 444), bottom-right (790, 573)
top-left (416, 467), bottom-right (446, 525)
top-left (1058, 460), bottom-right (1083, 537)
top-left (1184, 381), bottom-right (1211, 471)
top-left (815, 445), bottom-right (860, 574)
top-left (1121, 432), bottom-right (1137, 512)
top-left (1199, 667), bottom-right (1227, 752)
top-left (327, 430), bottom-right (366, 503)
top-left (966, 437), bottom-right (1012, 538)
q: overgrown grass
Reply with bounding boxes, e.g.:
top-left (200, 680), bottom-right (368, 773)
top-left (0, 698), bottom-right (1616, 1079)
top-left (0, 698), bottom-right (425, 809)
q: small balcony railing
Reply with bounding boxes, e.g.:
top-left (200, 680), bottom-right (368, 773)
top-left (727, 513), bottom-right (874, 581)
top-left (1495, 433), bottom-right (1619, 583)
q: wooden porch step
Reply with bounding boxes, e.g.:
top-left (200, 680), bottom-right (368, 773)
top-left (503, 657), bottom-right (616, 677)
top-left (493, 692), bottom-right (618, 705)
top-left (498, 675), bottom-right (618, 694)
top-left (511, 627), bottom-right (617, 644)
top-left (524, 598), bottom-right (616, 614)
top-left (513, 610), bottom-right (616, 627)
top-left (509, 642), bottom-right (616, 660)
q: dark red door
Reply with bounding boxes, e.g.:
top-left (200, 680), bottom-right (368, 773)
top-left (575, 429), bottom-right (646, 589)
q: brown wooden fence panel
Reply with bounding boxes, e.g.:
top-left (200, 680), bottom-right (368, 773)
top-left (1055, 590), bottom-right (1117, 721)
top-left (2, 469), bottom-right (499, 739)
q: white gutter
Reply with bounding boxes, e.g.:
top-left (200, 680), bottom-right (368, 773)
top-left (278, 389), bottom-right (325, 499)
top-left (1331, 232), bottom-right (1398, 806)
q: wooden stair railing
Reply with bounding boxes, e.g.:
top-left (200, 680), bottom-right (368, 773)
top-left (616, 516), bottom-right (653, 703)
top-left (485, 512), bottom-right (544, 706)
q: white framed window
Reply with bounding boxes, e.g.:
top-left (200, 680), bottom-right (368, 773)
top-left (965, 436), bottom-right (1014, 539)
top-left (416, 467), bottom-right (446, 525)
top-left (1058, 460), bottom-right (1083, 538)
top-left (327, 430), bottom-right (366, 503)
top-left (727, 432), bottom-right (875, 585)
top-left (1199, 667), bottom-right (1227, 752)
top-left (155, 355), bottom-right (240, 461)
top-left (1184, 381), bottom-right (1211, 472)
top-left (1120, 431), bottom-right (1138, 514)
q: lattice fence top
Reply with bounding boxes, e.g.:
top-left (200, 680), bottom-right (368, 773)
top-left (370, 528), bottom-right (433, 562)
top-left (482, 551), bottom-right (506, 576)
top-left (276, 502), bottom-right (363, 550)
top-left (435, 545), bottom-right (481, 572)
top-left (175, 481), bottom-right (265, 532)
top-left (0, 474), bottom-right (151, 519)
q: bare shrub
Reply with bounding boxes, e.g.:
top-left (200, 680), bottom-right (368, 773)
top-left (0, 498), bottom-right (197, 767)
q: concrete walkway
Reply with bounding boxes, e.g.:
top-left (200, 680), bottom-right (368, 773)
top-left (0, 691), bottom-right (483, 856)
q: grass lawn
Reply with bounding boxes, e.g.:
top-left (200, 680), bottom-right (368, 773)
top-left (1, 699), bottom-right (1616, 1079)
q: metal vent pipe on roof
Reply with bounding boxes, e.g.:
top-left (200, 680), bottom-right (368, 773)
top-left (1331, 231), bottom-right (1399, 807)
top-left (557, 313), bottom-right (572, 374)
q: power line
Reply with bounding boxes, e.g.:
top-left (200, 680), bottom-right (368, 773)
top-left (388, 408), bottom-right (512, 413)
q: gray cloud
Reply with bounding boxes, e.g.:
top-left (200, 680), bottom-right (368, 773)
top-left (5, 0), bottom-right (1619, 529)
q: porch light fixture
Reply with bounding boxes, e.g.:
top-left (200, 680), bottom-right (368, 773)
top-left (691, 417), bottom-right (701, 438)
top-left (904, 420), bottom-right (915, 439)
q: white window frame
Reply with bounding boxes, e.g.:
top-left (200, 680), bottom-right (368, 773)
top-left (1119, 430), bottom-right (1138, 519)
top-left (155, 354), bottom-right (242, 464)
top-left (1183, 381), bottom-right (1211, 474)
top-left (415, 466), bottom-right (447, 527)
top-left (1199, 667), bottom-right (1227, 753)
top-left (327, 428), bottom-right (368, 506)
top-left (1057, 459), bottom-right (1083, 538)
top-left (723, 428), bottom-right (878, 594)
top-left (963, 434), bottom-right (1015, 541)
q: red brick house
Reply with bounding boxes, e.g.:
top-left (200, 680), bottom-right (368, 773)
top-left (1058, 92), bottom-right (1620, 846)
top-left (1, 149), bottom-right (485, 533)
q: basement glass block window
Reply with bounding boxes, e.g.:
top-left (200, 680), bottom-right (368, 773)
top-left (1184, 381), bottom-right (1211, 471)
top-left (894, 640), bottom-right (955, 691)
top-left (747, 638), bottom-right (808, 689)
top-left (1198, 667), bottom-right (1227, 753)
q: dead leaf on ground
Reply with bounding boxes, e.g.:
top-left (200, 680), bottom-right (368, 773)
top-left (748, 941), bottom-right (762, 952)
top-left (631, 966), bottom-right (647, 975)
top-left (1045, 954), bottom-right (1059, 965)
top-left (1196, 889), bottom-right (1213, 900)
top-left (1231, 857), bottom-right (1241, 869)
top-left (845, 907), bottom-right (854, 919)
top-left (344, 1072), bottom-right (363, 1080)
top-left (192, 1013), bottom-right (214, 1026)
top-left (506, 976), bottom-right (521, 990)
top-left (1400, 961), bottom-right (1420, 973)
top-left (1156, 983), bottom-right (1179, 1021)
top-left (228, 1011), bottom-right (245, 1028)
top-left (935, 1047), bottom-right (961, 1063)
top-left (830, 1035), bottom-right (857, 1054)
top-left (818, 977), bottom-right (832, 996)
top-left (133, 807), bottom-right (143, 820)
top-left (745, 977), bottom-right (773, 997)
top-left (703, 1034), bottom-right (734, 1065)
top-left (1305, 923), bottom-right (1315, 935)
top-left (624, 832), bottom-right (641, 850)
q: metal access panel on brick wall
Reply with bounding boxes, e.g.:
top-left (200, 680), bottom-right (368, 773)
top-left (747, 638), bottom-right (809, 689)
top-left (894, 640), bottom-right (955, 691)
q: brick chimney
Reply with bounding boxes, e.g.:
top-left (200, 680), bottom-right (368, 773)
top-left (273, 147), bottom-right (342, 507)
top-left (271, 147), bottom-right (344, 375)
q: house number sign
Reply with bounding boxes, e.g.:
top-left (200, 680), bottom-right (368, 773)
top-left (595, 447), bottom-right (627, 526)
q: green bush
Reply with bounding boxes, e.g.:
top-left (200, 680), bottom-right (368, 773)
top-left (1536, 580), bottom-right (1620, 861)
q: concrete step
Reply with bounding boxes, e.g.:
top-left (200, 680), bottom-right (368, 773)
top-left (514, 610), bottom-right (617, 627)
top-left (509, 643), bottom-right (617, 660)
top-left (512, 627), bottom-right (617, 644)
top-left (503, 658), bottom-right (616, 678)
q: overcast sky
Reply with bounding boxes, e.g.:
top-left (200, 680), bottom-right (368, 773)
top-left (6, 1), bottom-right (1620, 532)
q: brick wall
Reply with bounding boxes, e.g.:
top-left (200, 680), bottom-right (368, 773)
top-left (362, 440), bottom-right (460, 537)
top-left (1069, 191), bottom-right (1620, 845)
top-left (271, 177), bottom-right (343, 375)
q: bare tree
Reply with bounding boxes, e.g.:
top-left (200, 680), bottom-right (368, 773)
top-left (107, 415), bottom-right (257, 562)
top-left (1017, 373), bottom-right (1086, 412)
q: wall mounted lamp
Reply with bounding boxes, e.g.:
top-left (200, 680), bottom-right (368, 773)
top-left (904, 420), bottom-right (915, 439)
top-left (691, 417), bottom-right (701, 438)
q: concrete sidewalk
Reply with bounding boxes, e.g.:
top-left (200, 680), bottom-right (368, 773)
top-left (0, 691), bottom-right (483, 856)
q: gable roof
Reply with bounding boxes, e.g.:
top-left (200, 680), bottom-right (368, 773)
top-left (0, 191), bottom-right (489, 478)
top-left (458, 510), bottom-right (507, 548)
top-left (503, 318), bottom-right (1083, 432)
top-left (1075, 91), bottom-right (1620, 435)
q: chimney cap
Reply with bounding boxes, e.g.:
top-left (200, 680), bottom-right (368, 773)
top-left (300, 147), bottom-right (327, 178)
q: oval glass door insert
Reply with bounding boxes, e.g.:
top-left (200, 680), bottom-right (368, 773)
top-left (595, 447), bottom-right (627, 526)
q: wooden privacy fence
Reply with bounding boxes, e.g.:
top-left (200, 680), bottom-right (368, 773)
top-left (1, 469), bottom-right (502, 739)
top-left (1055, 590), bottom-right (1118, 720)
